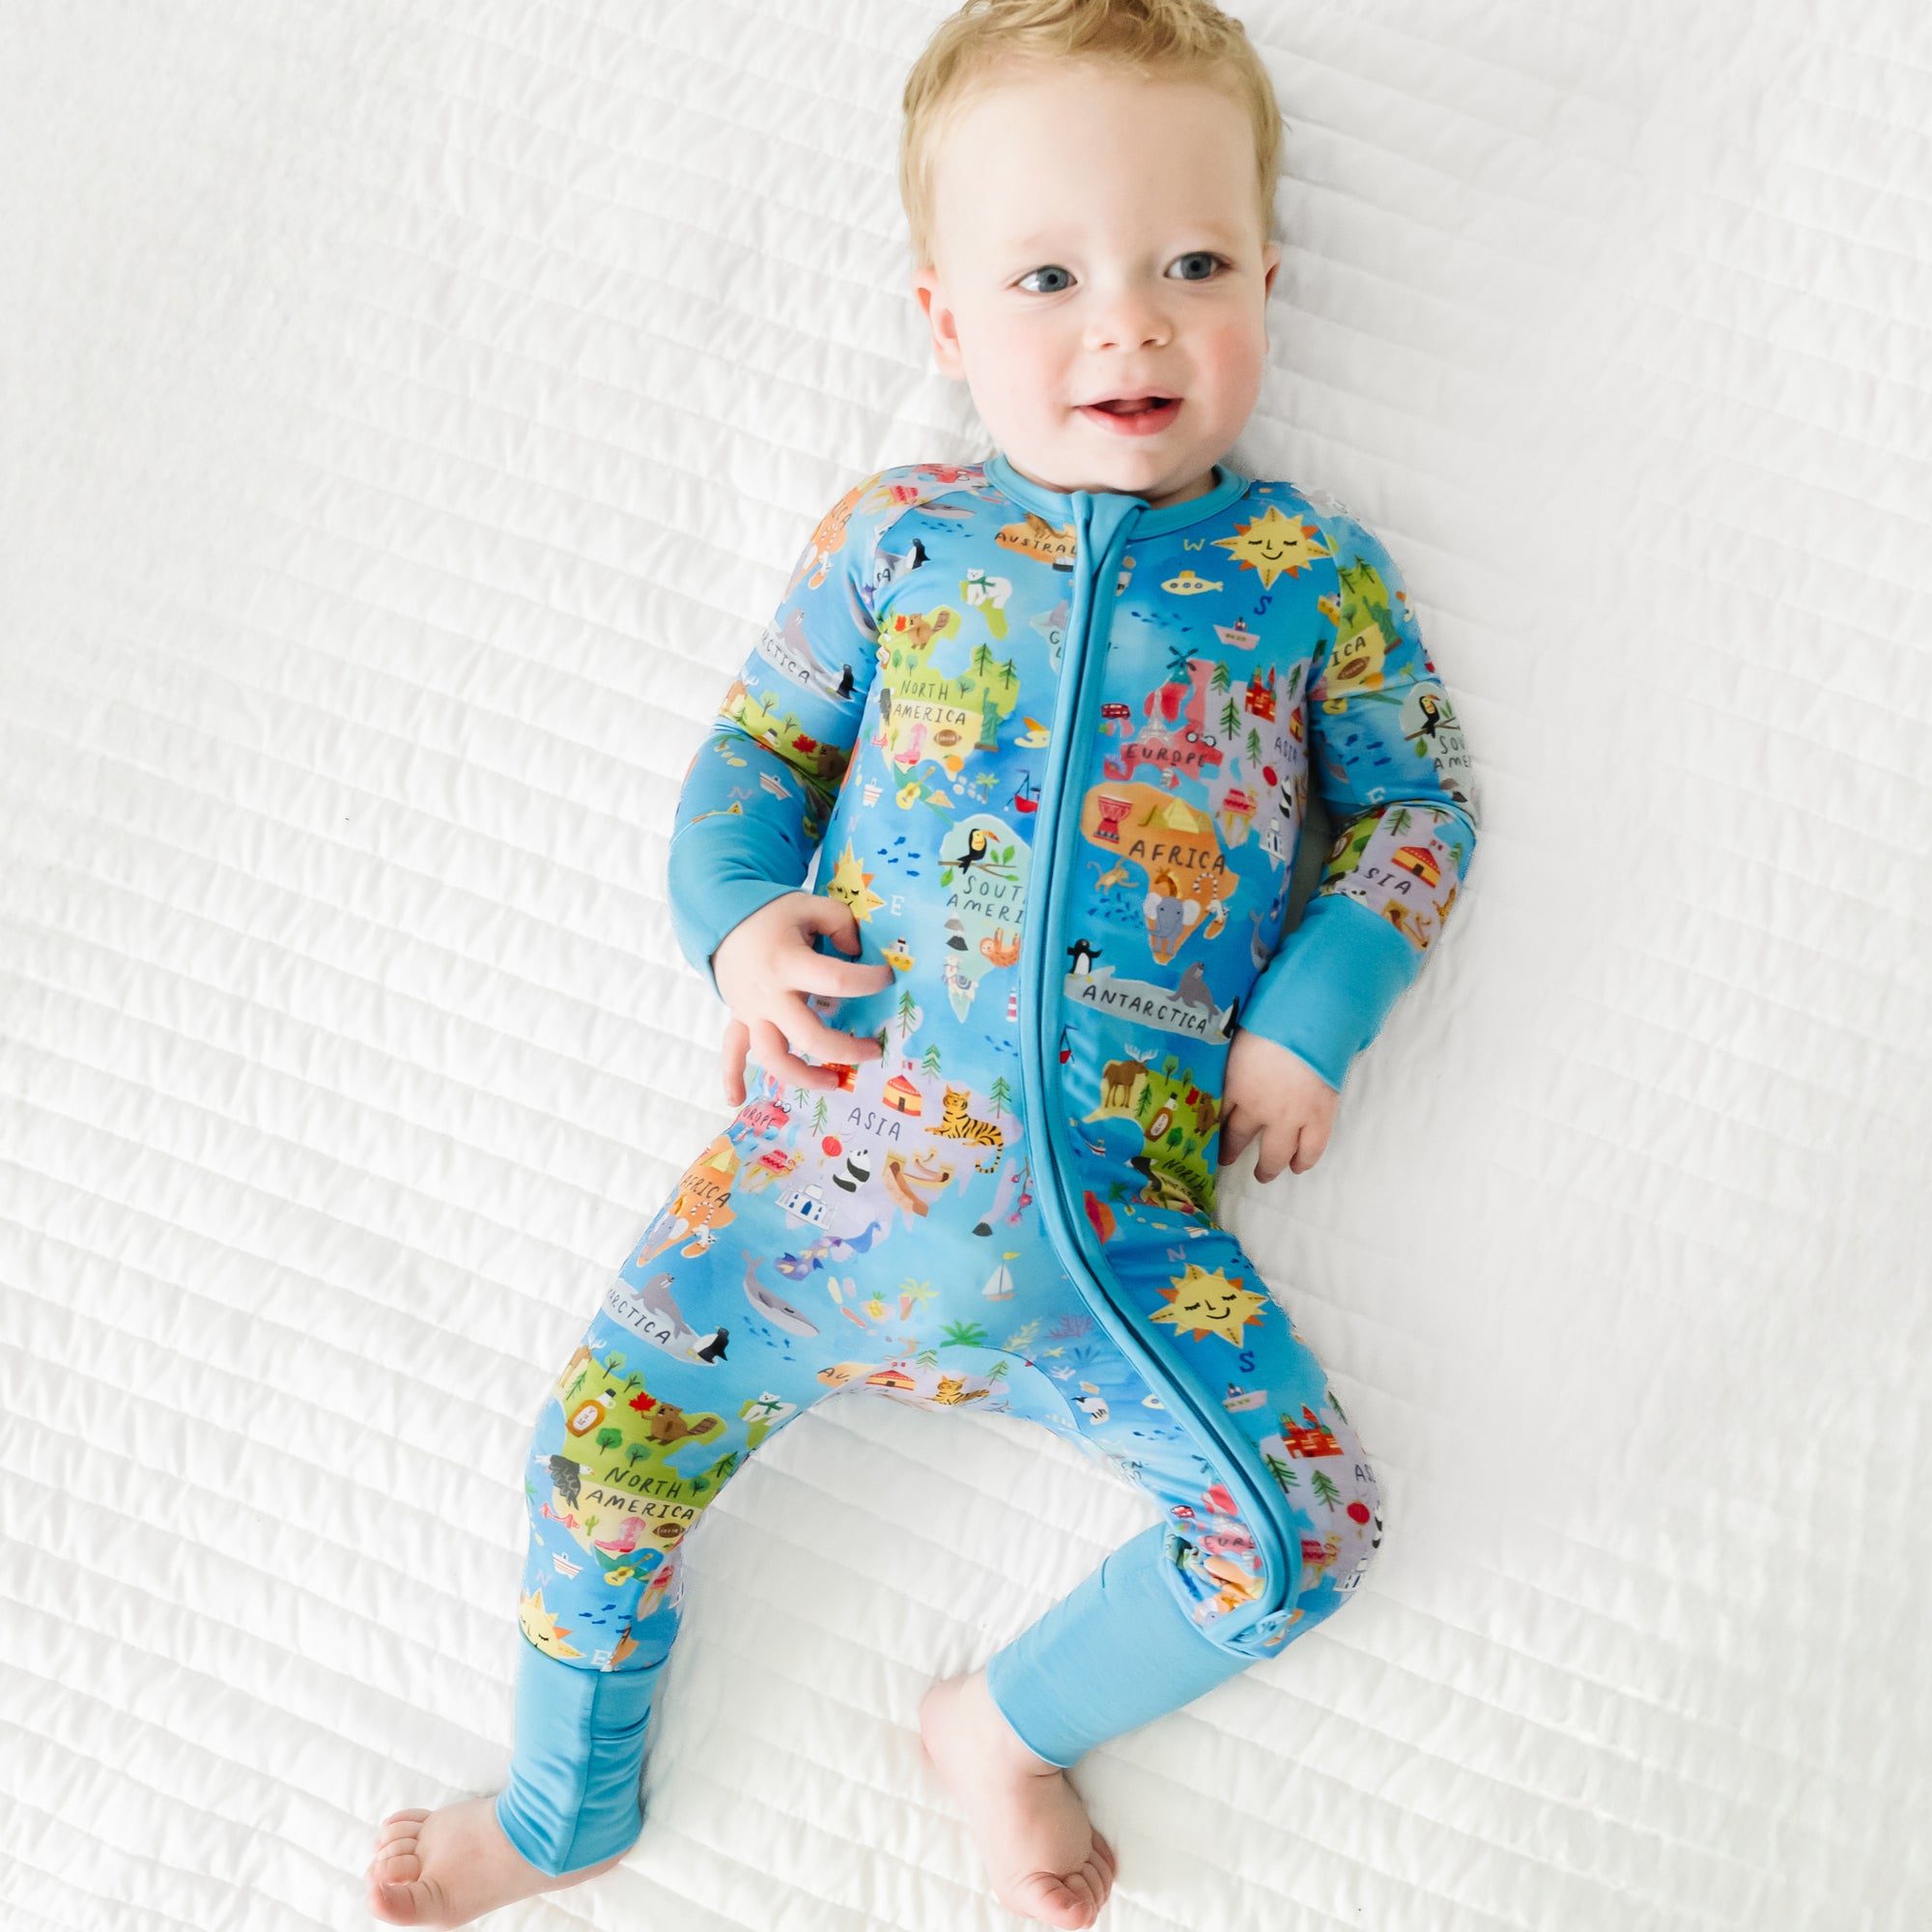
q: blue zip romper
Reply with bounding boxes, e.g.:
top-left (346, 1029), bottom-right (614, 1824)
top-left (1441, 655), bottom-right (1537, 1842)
top-left (494, 452), bottom-right (1479, 1876)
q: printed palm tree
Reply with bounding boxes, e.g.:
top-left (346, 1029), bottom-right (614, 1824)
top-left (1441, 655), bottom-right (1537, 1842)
top-left (940, 1319), bottom-right (988, 1348)
top-left (899, 1278), bottom-right (938, 1317)
top-left (1309, 1468), bottom-right (1343, 1512)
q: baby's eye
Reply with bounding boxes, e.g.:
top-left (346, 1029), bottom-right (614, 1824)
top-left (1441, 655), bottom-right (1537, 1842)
top-left (1017, 265), bottom-right (1074, 295)
top-left (1167, 251), bottom-right (1226, 282)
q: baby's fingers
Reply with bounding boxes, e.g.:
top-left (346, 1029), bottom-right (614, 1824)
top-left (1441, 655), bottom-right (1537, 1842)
top-left (775, 993), bottom-right (883, 1070)
top-left (1255, 1121), bottom-right (1307, 1184)
top-left (793, 892), bottom-right (864, 956)
top-left (1216, 1105), bottom-right (1258, 1169)
top-left (787, 947), bottom-right (895, 1001)
top-left (1291, 1113), bottom-right (1331, 1173)
top-left (748, 1017), bottom-right (844, 1093)
top-left (722, 1018), bottom-right (751, 1107)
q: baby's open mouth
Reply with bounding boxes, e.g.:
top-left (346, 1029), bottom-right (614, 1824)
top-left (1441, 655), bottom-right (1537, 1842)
top-left (1078, 395), bottom-right (1181, 437)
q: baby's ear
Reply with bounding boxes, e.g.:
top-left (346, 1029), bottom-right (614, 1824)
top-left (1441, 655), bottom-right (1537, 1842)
top-left (911, 265), bottom-right (967, 380)
top-left (1262, 242), bottom-right (1282, 300)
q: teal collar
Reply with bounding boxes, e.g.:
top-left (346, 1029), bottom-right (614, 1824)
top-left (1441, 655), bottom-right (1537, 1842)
top-left (984, 448), bottom-right (1250, 536)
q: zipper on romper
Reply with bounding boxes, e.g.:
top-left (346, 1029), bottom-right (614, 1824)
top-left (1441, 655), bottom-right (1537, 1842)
top-left (1011, 486), bottom-right (1299, 1647)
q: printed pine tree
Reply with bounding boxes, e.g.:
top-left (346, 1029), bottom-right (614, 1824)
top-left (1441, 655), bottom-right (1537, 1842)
top-left (1309, 1467), bottom-right (1343, 1512)
top-left (989, 1074), bottom-right (1012, 1118)
top-left (1246, 727), bottom-right (1263, 763)
top-left (1220, 697), bottom-right (1242, 740)
top-left (811, 1094), bottom-right (829, 1133)
top-left (1263, 1452), bottom-right (1297, 1492)
top-left (922, 1043), bottom-right (943, 1077)
top-left (1210, 661), bottom-right (1232, 692)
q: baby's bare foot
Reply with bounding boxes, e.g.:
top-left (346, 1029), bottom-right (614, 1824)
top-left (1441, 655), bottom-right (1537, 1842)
top-left (364, 1794), bottom-right (626, 1927)
top-left (920, 1670), bottom-right (1117, 1929)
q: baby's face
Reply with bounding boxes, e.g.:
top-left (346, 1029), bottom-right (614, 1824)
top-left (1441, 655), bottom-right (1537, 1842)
top-left (914, 62), bottom-right (1279, 510)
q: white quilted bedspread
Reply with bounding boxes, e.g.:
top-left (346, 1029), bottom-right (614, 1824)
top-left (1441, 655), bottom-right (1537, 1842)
top-left (3, 3), bottom-right (1927, 1928)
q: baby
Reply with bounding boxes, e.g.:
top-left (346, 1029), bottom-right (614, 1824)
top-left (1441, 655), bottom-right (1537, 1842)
top-left (367, 1), bottom-right (1477, 1926)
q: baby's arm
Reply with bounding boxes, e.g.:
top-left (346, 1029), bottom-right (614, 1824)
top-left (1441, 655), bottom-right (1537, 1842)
top-left (1226, 506), bottom-right (1481, 1176)
top-left (666, 474), bottom-right (899, 1097)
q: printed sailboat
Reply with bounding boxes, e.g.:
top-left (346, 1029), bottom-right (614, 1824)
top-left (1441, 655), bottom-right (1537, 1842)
top-left (982, 1252), bottom-right (1019, 1300)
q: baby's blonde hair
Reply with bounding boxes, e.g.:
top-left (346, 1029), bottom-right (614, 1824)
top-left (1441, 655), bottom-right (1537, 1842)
top-left (899, 0), bottom-right (1283, 270)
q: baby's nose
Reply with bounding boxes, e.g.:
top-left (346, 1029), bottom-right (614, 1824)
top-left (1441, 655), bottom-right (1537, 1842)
top-left (1084, 291), bottom-right (1171, 353)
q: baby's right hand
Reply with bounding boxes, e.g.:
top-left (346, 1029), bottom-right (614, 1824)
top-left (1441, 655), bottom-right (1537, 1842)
top-left (712, 892), bottom-right (895, 1105)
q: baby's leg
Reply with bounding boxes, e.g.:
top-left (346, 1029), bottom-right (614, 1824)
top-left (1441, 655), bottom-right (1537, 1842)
top-left (983, 1230), bottom-right (1382, 1769)
top-left (367, 1184), bottom-right (845, 1926)
top-left (898, 1243), bottom-right (1131, 1931)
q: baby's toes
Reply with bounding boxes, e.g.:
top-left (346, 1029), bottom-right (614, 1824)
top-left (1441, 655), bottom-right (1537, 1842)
top-left (1008, 1871), bottom-right (1097, 1930)
top-left (375, 1808), bottom-right (429, 1850)
top-left (371, 1837), bottom-right (423, 1882)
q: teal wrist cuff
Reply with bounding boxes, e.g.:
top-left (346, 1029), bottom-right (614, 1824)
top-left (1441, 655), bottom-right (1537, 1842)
top-left (1237, 893), bottom-right (1420, 1092)
top-left (667, 818), bottom-right (809, 995)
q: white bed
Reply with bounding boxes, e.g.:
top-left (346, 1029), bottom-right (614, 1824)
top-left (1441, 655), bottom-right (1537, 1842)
top-left (3, 2), bottom-right (1927, 1927)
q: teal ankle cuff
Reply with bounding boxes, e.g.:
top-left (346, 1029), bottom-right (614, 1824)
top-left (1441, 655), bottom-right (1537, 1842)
top-left (984, 1524), bottom-right (1257, 1766)
top-left (495, 1638), bottom-right (659, 1877)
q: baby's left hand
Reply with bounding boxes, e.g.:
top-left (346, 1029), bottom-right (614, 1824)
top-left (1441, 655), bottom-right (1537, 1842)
top-left (1216, 1027), bottom-right (1340, 1181)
